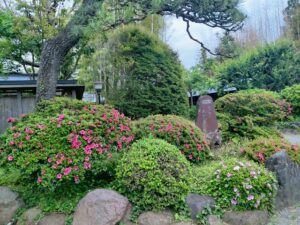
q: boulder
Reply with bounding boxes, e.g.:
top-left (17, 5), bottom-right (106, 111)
top-left (38, 213), bottom-right (66, 225)
top-left (223, 211), bottom-right (269, 225)
top-left (17, 207), bottom-right (42, 225)
top-left (208, 215), bottom-right (228, 225)
top-left (0, 186), bottom-right (23, 225)
top-left (185, 194), bottom-right (215, 219)
top-left (138, 211), bottom-right (173, 225)
top-left (265, 151), bottom-right (300, 209)
top-left (72, 189), bottom-right (129, 225)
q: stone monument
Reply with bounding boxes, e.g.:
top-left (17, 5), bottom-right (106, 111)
top-left (196, 95), bottom-right (221, 147)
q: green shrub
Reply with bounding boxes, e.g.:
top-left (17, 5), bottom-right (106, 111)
top-left (116, 138), bottom-right (191, 211)
top-left (281, 84), bottom-right (300, 116)
top-left (0, 97), bottom-right (134, 190)
top-left (216, 91), bottom-right (289, 141)
top-left (191, 158), bottom-right (277, 212)
top-left (132, 115), bottom-right (211, 163)
top-left (243, 137), bottom-right (300, 164)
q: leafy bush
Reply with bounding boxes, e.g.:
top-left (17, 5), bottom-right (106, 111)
top-left (216, 91), bottom-right (289, 141)
top-left (281, 84), bottom-right (300, 116)
top-left (116, 138), bottom-right (191, 211)
top-left (217, 40), bottom-right (300, 92)
top-left (243, 137), bottom-right (300, 164)
top-left (191, 159), bottom-right (277, 212)
top-left (0, 98), bottom-right (134, 190)
top-left (132, 115), bottom-right (211, 163)
top-left (93, 25), bottom-right (188, 119)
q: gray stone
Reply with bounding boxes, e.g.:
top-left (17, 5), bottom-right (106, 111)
top-left (138, 211), bottom-right (173, 225)
top-left (223, 211), bottom-right (269, 225)
top-left (17, 207), bottom-right (42, 225)
top-left (265, 151), bottom-right (300, 209)
top-left (0, 186), bottom-right (23, 225)
top-left (171, 222), bottom-right (194, 225)
top-left (38, 213), bottom-right (66, 225)
top-left (72, 189), bottom-right (129, 225)
top-left (185, 194), bottom-right (215, 220)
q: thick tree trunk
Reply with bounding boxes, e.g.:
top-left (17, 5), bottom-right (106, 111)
top-left (36, 0), bottom-right (101, 103)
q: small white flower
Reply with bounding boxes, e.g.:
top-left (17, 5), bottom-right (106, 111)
top-left (233, 166), bottom-right (240, 171)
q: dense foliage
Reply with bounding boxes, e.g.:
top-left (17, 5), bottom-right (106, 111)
top-left (281, 84), bottom-right (300, 116)
top-left (191, 159), bottom-right (277, 212)
top-left (216, 91), bottom-right (290, 141)
top-left (0, 98), bottom-right (134, 190)
top-left (217, 40), bottom-right (300, 92)
top-left (243, 138), bottom-right (300, 164)
top-left (133, 115), bottom-right (211, 163)
top-left (116, 138), bottom-right (191, 211)
top-left (93, 26), bottom-right (188, 119)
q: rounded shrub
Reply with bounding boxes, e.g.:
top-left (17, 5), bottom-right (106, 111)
top-left (0, 98), bottom-right (134, 190)
top-left (216, 91), bottom-right (290, 141)
top-left (132, 115), bottom-right (211, 163)
top-left (191, 159), bottom-right (277, 212)
top-left (281, 84), bottom-right (300, 116)
top-left (116, 138), bottom-right (191, 211)
top-left (243, 137), bottom-right (300, 164)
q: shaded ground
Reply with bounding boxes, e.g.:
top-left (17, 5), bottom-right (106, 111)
top-left (269, 206), bottom-right (300, 225)
top-left (282, 131), bottom-right (300, 145)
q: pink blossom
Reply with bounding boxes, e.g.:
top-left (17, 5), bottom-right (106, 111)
top-left (10, 141), bottom-right (15, 145)
top-left (26, 136), bottom-right (31, 140)
top-left (57, 174), bottom-right (62, 179)
top-left (107, 154), bottom-right (112, 160)
top-left (48, 158), bottom-right (52, 163)
top-left (184, 144), bottom-right (190, 149)
top-left (63, 167), bottom-right (72, 176)
top-left (227, 173), bottom-right (233, 178)
top-left (74, 176), bottom-right (80, 183)
top-left (197, 144), bottom-right (202, 151)
top-left (84, 146), bottom-right (92, 155)
top-left (68, 158), bottom-right (73, 164)
top-left (7, 155), bottom-right (13, 161)
top-left (7, 117), bottom-right (17, 123)
top-left (83, 162), bottom-right (91, 170)
top-left (37, 177), bottom-right (43, 183)
top-left (74, 165), bottom-right (79, 171)
top-left (52, 164), bottom-right (57, 169)
top-left (25, 127), bottom-right (34, 134)
top-left (231, 199), bottom-right (237, 205)
top-left (165, 123), bottom-right (173, 131)
top-left (120, 124), bottom-right (131, 131)
top-left (188, 154), bottom-right (193, 160)
top-left (57, 114), bottom-right (65, 122)
top-left (56, 160), bottom-right (62, 165)
top-left (257, 152), bottom-right (265, 162)
top-left (13, 132), bottom-right (21, 138)
top-left (247, 195), bottom-right (254, 201)
top-left (84, 157), bottom-right (90, 162)
top-left (37, 124), bottom-right (45, 129)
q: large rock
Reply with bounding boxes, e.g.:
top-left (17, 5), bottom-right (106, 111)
top-left (38, 213), bottom-right (66, 225)
top-left (72, 189), bottom-right (129, 225)
top-left (223, 211), bottom-right (269, 225)
top-left (17, 207), bottom-right (42, 225)
top-left (0, 186), bottom-right (23, 225)
top-left (208, 215), bottom-right (229, 225)
top-left (138, 211), bottom-right (173, 225)
top-left (185, 194), bottom-right (215, 219)
top-left (265, 151), bottom-right (300, 209)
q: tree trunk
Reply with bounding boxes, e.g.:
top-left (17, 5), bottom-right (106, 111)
top-left (36, 0), bottom-right (101, 103)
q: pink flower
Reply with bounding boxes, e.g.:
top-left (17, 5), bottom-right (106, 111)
top-left (165, 123), bottom-right (173, 131)
top-left (74, 165), bottom-right (79, 171)
top-left (231, 199), bottom-right (237, 205)
top-left (197, 144), bottom-right (202, 151)
top-left (57, 114), bottom-right (65, 122)
top-left (26, 136), bottom-right (31, 140)
top-left (74, 176), bottom-right (80, 183)
top-left (13, 132), bottom-right (21, 138)
top-left (247, 195), bottom-right (254, 201)
top-left (48, 158), bottom-right (52, 163)
top-left (57, 174), bottom-right (62, 179)
top-left (7, 117), bottom-right (17, 123)
top-left (10, 141), bottom-right (15, 145)
top-left (188, 154), bottom-right (193, 160)
top-left (7, 155), bottom-right (13, 161)
top-left (227, 173), bottom-right (233, 178)
top-left (52, 164), bottom-right (57, 169)
top-left (107, 154), bottom-right (112, 160)
top-left (56, 160), bottom-right (62, 165)
top-left (37, 124), bottom-right (45, 129)
top-left (63, 167), bottom-right (72, 176)
top-left (83, 162), bottom-right (91, 170)
top-left (68, 158), bottom-right (73, 164)
top-left (84, 157), bottom-right (90, 162)
top-left (84, 146), bottom-right (92, 155)
top-left (184, 144), bottom-right (190, 149)
top-left (257, 152), bottom-right (265, 162)
top-left (37, 177), bottom-right (43, 183)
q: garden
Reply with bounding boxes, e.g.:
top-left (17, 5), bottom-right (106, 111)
top-left (0, 0), bottom-right (300, 225)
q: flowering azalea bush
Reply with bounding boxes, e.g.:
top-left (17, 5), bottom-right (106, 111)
top-left (243, 137), bottom-right (300, 164)
top-left (116, 138), bottom-right (191, 211)
top-left (216, 91), bottom-right (290, 142)
top-left (132, 115), bottom-right (211, 163)
top-left (197, 158), bottom-right (277, 212)
top-left (281, 84), bottom-right (300, 116)
top-left (0, 98), bottom-right (134, 190)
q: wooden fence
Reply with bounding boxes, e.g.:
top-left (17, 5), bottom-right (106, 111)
top-left (0, 94), bottom-right (35, 133)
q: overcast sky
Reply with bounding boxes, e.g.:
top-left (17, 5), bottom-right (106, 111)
top-left (166, 0), bottom-right (288, 69)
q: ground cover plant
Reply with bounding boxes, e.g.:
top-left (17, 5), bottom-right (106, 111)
top-left (216, 91), bottom-right (290, 142)
top-left (0, 98), bottom-right (134, 192)
top-left (191, 158), bottom-right (277, 212)
top-left (281, 84), bottom-right (300, 117)
top-left (243, 137), bottom-right (300, 164)
top-left (116, 138), bottom-right (191, 211)
top-left (132, 114), bottom-right (211, 163)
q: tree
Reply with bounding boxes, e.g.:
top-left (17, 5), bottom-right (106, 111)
top-left (217, 40), bottom-right (300, 92)
top-left (0, 1), bottom-right (82, 79)
top-left (284, 0), bottom-right (300, 40)
top-left (34, 0), bottom-right (245, 102)
top-left (215, 33), bottom-right (241, 62)
top-left (91, 26), bottom-right (188, 118)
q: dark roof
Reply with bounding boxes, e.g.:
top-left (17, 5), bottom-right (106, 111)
top-left (0, 80), bottom-right (85, 100)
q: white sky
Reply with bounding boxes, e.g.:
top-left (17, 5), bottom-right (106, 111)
top-left (165, 0), bottom-right (288, 69)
